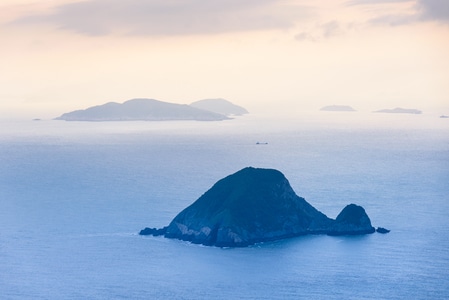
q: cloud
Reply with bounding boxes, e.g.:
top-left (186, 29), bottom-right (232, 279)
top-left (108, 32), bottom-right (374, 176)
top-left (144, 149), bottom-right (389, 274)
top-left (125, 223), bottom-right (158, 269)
top-left (294, 32), bottom-right (316, 42)
top-left (322, 21), bottom-right (344, 37)
top-left (348, 0), bottom-right (449, 25)
top-left (294, 21), bottom-right (346, 43)
top-left (347, 0), bottom-right (411, 4)
top-left (11, 0), bottom-right (312, 36)
top-left (417, 0), bottom-right (449, 22)
top-left (369, 14), bottom-right (418, 26)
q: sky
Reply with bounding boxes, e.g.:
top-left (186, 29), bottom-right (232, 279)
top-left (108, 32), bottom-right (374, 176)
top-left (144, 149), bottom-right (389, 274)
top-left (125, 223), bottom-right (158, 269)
top-left (1, 0), bottom-right (448, 119)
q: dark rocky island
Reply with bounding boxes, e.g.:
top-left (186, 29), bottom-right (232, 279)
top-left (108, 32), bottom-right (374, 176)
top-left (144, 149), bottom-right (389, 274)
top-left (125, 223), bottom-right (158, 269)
top-left (190, 98), bottom-right (249, 116)
top-left (140, 167), bottom-right (381, 247)
top-left (376, 227), bottom-right (390, 234)
top-left (374, 107), bottom-right (422, 114)
top-left (320, 105), bottom-right (356, 112)
top-left (55, 98), bottom-right (232, 121)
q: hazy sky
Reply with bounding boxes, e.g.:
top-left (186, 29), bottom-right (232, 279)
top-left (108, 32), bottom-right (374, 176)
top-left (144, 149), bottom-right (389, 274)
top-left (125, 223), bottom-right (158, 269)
top-left (1, 0), bottom-right (448, 119)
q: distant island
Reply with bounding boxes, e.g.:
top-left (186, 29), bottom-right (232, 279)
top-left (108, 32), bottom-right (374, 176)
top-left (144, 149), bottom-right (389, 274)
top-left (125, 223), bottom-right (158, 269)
top-left (140, 167), bottom-right (386, 247)
top-left (374, 107), bottom-right (422, 114)
top-left (190, 98), bottom-right (248, 116)
top-left (440, 115), bottom-right (448, 119)
top-left (55, 98), bottom-right (248, 121)
top-left (320, 105), bottom-right (356, 112)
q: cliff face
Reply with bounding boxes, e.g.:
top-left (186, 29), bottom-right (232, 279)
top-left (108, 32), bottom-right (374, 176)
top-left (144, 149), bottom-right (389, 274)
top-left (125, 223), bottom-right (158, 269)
top-left (140, 167), bottom-right (376, 247)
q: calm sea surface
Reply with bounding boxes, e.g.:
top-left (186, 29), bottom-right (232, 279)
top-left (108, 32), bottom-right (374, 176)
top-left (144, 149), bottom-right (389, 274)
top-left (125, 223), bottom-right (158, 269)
top-left (1, 113), bottom-right (448, 299)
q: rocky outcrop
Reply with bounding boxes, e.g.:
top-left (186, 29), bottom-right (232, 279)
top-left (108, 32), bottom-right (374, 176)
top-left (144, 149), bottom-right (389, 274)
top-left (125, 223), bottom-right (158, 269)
top-left (327, 204), bottom-right (375, 235)
top-left (140, 167), bottom-right (379, 247)
top-left (376, 227), bottom-right (390, 234)
top-left (139, 227), bottom-right (167, 236)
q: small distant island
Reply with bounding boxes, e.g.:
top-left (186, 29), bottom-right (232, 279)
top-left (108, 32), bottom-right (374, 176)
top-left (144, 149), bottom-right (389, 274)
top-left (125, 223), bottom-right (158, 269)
top-left (55, 98), bottom-right (248, 121)
top-left (374, 107), bottom-right (422, 114)
top-left (140, 167), bottom-right (387, 247)
top-left (320, 105), bottom-right (356, 112)
top-left (440, 115), bottom-right (449, 119)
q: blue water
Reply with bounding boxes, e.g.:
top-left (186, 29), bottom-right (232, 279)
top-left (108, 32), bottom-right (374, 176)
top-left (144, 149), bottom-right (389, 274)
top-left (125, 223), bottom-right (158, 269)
top-left (1, 114), bottom-right (448, 299)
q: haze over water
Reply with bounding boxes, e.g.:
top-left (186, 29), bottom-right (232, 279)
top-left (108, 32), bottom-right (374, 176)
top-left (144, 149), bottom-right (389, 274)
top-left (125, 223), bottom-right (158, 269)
top-left (2, 0), bottom-right (448, 297)
top-left (1, 112), bottom-right (448, 299)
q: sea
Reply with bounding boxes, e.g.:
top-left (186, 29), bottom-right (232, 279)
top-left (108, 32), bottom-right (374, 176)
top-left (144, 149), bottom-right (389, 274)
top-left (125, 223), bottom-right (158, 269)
top-left (1, 112), bottom-right (448, 299)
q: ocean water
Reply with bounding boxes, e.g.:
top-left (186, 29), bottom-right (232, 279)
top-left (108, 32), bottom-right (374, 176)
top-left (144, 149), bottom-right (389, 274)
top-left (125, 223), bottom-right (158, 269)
top-left (1, 113), bottom-right (448, 299)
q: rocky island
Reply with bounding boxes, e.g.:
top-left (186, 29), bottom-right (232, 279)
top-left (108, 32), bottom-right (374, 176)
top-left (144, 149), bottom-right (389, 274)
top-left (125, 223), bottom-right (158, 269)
top-left (140, 167), bottom-right (384, 247)
top-left (374, 107), bottom-right (422, 114)
top-left (55, 98), bottom-right (247, 121)
top-left (320, 105), bottom-right (356, 112)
